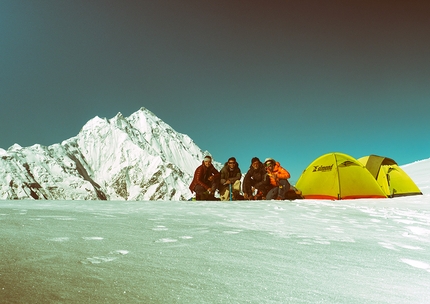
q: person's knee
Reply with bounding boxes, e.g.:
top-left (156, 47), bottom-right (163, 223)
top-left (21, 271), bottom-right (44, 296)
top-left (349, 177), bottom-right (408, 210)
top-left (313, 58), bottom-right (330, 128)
top-left (266, 188), bottom-right (277, 200)
top-left (194, 185), bottom-right (206, 194)
top-left (220, 187), bottom-right (229, 201)
top-left (233, 180), bottom-right (241, 191)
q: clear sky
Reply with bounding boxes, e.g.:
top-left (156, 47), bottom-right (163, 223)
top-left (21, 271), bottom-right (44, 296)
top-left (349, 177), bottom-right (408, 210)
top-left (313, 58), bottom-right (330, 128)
top-left (1, 1), bottom-right (429, 182)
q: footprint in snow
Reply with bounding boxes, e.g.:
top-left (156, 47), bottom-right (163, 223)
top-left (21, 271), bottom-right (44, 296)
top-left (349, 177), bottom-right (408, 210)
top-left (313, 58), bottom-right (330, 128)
top-left (48, 237), bottom-right (70, 242)
top-left (401, 259), bottom-right (430, 272)
top-left (152, 226), bottom-right (168, 231)
top-left (111, 250), bottom-right (129, 255)
top-left (223, 230), bottom-right (241, 234)
top-left (179, 236), bottom-right (193, 239)
top-left (82, 236), bottom-right (104, 240)
top-left (379, 241), bottom-right (423, 251)
top-left (81, 256), bottom-right (117, 264)
top-left (405, 226), bottom-right (430, 237)
top-left (325, 226), bottom-right (344, 233)
top-left (80, 250), bottom-right (129, 264)
top-left (155, 238), bottom-right (178, 243)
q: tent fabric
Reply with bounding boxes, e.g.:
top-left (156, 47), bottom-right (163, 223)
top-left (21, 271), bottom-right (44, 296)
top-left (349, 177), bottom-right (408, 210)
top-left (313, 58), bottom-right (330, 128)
top-left (296, 152), bottom-right (387, 200)
top-left (362, 155), bottom-right (396, 179)
top-left (358, 155), bottom-right (422, 197)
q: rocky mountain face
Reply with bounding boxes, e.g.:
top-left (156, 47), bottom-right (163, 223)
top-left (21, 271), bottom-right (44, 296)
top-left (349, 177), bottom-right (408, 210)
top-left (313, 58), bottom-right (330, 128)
top-left (0, 107), bottom-right (219, 200)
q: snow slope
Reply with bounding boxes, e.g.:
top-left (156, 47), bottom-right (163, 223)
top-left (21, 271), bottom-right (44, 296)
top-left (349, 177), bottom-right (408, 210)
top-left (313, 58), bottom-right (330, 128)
top-left (402, 158), bottom-right (430, 195)
top-left (0, 161), bottom-right (429, 303)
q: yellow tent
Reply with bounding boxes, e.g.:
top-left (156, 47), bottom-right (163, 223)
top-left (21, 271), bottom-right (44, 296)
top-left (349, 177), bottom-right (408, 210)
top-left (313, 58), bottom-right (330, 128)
top-left (358, 155), bottom-right (422, 197)
top-left (296, 152), bottom-right (387, 200)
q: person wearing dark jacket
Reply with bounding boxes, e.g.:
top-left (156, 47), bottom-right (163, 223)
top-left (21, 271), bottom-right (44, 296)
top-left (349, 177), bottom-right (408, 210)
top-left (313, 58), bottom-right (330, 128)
top-left (189, 155), bottom-right (220, 200)
top-left (242, 157), bottom-right (269, 200)
top-left (219, 157), bottom-right (242, 201)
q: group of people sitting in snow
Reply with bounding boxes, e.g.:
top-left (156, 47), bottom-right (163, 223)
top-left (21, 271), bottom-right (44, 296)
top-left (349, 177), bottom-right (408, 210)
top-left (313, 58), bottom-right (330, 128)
top-left (189, 155), bottom-right (292, 201)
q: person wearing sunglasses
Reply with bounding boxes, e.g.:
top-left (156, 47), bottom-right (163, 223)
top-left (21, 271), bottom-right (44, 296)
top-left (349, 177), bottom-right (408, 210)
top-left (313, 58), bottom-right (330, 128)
top-left (242, 157), bottom-right (270, 200)
top-left (264, 158), bottom-right (291, 200)
top-left (219, 157), bottom-right (242, 201)
top-left (189, 155), bottom-right (220, 200)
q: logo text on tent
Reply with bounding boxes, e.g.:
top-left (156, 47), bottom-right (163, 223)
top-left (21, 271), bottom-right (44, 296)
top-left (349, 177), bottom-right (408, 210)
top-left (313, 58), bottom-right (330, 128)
top-left (312, 164), bottom-right (334, 172)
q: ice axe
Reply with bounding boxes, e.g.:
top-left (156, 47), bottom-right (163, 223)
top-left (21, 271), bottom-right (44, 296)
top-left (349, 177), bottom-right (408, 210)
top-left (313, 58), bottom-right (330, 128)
top-left (229, 183), bottom-right (232, 201)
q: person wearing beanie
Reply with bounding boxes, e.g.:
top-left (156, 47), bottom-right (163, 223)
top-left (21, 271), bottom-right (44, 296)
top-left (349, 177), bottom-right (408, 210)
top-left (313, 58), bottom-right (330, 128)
top-left (242, 157), bottom-right (270, 200)
top-left (264, 158), bottom-right (291, 200)
top-left (189, 155), bottom-right (220, 200)
top-left (219, 157), bottom-right (242, 201)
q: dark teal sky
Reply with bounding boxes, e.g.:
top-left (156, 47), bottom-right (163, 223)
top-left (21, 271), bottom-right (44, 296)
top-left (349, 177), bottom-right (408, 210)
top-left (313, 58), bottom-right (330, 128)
top-left (1, 0), bottom-right (429, 182)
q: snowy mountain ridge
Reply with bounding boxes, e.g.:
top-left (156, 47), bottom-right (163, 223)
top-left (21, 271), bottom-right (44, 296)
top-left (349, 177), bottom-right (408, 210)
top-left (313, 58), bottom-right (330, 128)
top-left (0, 107), bottom-right (220, 200)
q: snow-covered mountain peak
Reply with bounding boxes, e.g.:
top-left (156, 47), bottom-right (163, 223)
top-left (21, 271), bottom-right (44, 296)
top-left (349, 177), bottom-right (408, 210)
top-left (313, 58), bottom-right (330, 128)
top-left (81, 115), bottom-right (109, 132)
top-left (7, 143), bottom-right (23, 152)
top-left (0, 108), bottom-right (217, 200)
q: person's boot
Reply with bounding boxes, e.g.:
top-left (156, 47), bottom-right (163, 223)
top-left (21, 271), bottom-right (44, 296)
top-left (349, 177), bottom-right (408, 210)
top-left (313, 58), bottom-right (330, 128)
top-left (255, 191), bottom-right (263, 200)
top-left (220, 190), bottom-right (229, 201)
top-left (233, 191), bottom-right (243, 200)
top-left (208, 192), bottom-right (216, 201)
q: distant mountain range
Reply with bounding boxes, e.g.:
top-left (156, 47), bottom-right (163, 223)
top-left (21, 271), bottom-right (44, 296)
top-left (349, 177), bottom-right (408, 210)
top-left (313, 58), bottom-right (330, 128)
top-left (0, 107), bottom-right (220, 200)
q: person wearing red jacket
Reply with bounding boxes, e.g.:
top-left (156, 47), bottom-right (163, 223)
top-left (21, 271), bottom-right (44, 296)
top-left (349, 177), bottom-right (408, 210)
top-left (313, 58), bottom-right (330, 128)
top-left (189, 155), bottom-right (220, 200)
top-left (264, 158), bottom-right (291, 200)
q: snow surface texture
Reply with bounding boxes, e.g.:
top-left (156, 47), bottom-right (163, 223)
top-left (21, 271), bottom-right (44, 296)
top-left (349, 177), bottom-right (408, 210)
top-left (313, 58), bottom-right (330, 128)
top-left (0, 107), bottom-right (220, 201)
top-left (0, 159), bottom-right (429, 303)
